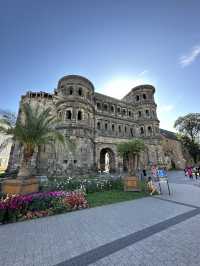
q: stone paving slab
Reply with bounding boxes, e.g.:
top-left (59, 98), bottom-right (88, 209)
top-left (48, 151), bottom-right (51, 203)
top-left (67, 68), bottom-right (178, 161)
top-left (92, 213), bottom-right (200, 266)
top-left (57, 208), bottom-right (200, 266)
top-left (157, 182), bottom-right (200, 207)
top-left (0, 196), bottom-right (192, 266)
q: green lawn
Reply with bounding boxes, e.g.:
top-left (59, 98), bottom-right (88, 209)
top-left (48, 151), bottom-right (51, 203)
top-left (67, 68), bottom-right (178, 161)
top-left (86, 190), bottom-right (147, 208)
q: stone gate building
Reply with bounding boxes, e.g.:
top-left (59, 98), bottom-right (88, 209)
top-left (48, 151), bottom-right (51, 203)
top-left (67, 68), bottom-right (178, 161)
top-left (9, 75), bottom-right (186, 176)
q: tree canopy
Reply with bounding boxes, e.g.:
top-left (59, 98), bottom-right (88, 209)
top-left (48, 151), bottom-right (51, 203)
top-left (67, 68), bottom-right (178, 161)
top-left (117, 139), bottom-right (145, 157)
top-left (174, 113), bottom-right (200, 142)
top-left (174, 113), bottom-right (200, 163)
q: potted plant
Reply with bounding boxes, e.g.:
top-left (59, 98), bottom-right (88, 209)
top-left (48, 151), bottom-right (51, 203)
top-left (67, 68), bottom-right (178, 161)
top-left (117, 139), bottom-right (145, 191)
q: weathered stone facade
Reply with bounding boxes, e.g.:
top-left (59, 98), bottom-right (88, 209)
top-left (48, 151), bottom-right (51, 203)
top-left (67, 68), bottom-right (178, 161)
top-left (160, 129), bottom-right (186, 169)
top-left (9, 75), bottom-right (179, 176)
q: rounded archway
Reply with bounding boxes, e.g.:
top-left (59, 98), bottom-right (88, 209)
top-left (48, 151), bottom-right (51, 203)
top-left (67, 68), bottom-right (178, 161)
top-left (99, 148), bottom-right (115, 173)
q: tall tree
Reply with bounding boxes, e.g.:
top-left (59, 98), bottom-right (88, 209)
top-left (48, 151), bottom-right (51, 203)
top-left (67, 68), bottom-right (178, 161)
top-left (0, 103), bottom-right (69, 178)
top-left (174, 113), bottom-right (200, 142)
top-left (174, 113), bottom-right (200, 163)
top-left (117, 139), bottom-right (145, 175)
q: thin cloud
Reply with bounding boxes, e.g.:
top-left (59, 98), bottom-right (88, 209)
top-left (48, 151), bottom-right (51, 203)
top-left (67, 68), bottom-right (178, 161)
top-left (138, 70), bottom-right (149, 76)
top-left (180, 45), bottom-right (200, 67)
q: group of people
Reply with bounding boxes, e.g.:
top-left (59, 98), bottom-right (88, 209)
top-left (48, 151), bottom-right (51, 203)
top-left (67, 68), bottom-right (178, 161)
top-left (141, 165), bottom-right (167, 195)
top-left (184, 166), bottom-right (200, 179)
top-left (141, 166), bottom-right (167, 180)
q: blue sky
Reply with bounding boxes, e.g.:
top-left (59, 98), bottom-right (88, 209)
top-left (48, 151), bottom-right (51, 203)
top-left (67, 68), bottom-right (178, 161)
top-left (0, 0), bottom-right (200, 131)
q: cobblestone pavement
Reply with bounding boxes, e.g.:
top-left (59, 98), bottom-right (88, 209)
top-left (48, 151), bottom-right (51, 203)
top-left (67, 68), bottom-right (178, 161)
top-left (0, 171), bottom-right (200, 266)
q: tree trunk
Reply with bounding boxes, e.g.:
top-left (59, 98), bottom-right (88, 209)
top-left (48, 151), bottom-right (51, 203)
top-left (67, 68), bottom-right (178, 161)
top-left (128, 155), bottom-right (132, 175)
top-left (17, 147), bottom-right (34, 179)
top-left (17, 159), bottom-right (32, 179)
top-left (128, 154), bottom-right (135, 176)
top-left (35, 146), bottom-right (41, 175)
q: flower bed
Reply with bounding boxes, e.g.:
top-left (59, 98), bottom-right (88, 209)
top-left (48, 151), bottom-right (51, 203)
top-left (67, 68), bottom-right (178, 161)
top-left (40, 176), bottom-right (123, 193)
top-left (0, 191), bottom-right (88, 224)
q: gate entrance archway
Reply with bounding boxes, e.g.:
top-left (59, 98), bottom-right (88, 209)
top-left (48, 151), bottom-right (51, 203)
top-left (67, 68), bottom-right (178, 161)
top-left (100, 148), bottom-right (115, 173)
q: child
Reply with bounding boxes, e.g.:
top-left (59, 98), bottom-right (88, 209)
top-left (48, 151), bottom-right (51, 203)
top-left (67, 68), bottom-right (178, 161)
top-left (147, 177), bottom-right (160, 195)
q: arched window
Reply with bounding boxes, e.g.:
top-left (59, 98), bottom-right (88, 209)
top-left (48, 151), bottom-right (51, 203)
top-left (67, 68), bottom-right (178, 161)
top-left (105, 123), bottom-right (108, 130)
top-left (77, 110), bottom-right (82, 120)
top-left (124, 126), bottom-right (127, 133)
top-left (119, 125), bottom-right (121, 133)
top-left (138, 111), bottom-right (142, 117)
top-left (136, 95), bottom-right (140, 101)
top-left (66, 110), bottom-right (72, 120)
top-left (122, 109), bottom-right (126, 115)
top-left (78, 87), bottom-right (82, 96)
top-left (97, 122), bottom-right (101, 130)
top-left (97, 102), bottom-right (101, 110)
top-left (148, 126), bottom-right (152, 133)
top-left (111, 105), bottom-right (115, 112)
top-left (112, 124), bottom-right (115, 132)
top-left (140, 127), bottom-right (144, 135)
top-left (117, 107), bottom-right (121, 113)
top-left (69, 86), bottom-right (73, 95)
top-left (143, 94), bottom-right (146, 99)
top-left (103, 104), bottom-right (108, 111)
top-left (146, 110), bottom-right (149, 116)
top-left (128, 111), bottom-right (132, 117)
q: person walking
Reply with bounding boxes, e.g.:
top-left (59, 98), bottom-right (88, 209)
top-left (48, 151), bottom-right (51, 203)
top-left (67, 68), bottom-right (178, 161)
top-left (187, 167), bottom-right (193, 179)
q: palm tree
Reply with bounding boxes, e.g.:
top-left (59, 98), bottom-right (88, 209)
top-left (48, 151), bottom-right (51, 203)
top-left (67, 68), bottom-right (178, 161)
top-left (0, 103), bottom-right (67, 179)
top-left (117, 139), bottom-right (145, 176)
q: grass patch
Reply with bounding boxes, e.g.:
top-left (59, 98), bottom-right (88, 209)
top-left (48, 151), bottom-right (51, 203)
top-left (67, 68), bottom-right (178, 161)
top-left (86, 190), bottom-right (147, 208)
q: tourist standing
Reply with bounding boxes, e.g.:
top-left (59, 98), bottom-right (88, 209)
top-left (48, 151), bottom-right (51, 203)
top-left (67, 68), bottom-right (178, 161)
top-left (195, 167), bottom-right (199, 180)
top-left (151, 165), bottom-right (157, 180)
top-left (184, 167), bottom-right (188, 176)
top-left (187, 167), bottom-right (193, 179)
top-left (142, 168), bottom-right (147, 180)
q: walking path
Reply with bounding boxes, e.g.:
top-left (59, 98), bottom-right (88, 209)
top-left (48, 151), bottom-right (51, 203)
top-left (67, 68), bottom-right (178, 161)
top-left (1, 171), bottom-right (200, 266)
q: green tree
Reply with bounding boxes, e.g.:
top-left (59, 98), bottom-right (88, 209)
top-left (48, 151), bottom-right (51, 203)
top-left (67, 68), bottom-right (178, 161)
top-left (0, 104), bottom-right (69, 178)
top-left (174, 113), bottom-right (200, 163)
top-left (117, 139), bottom-right (145, 175)
top-left (174, 113), bottom-right (200, 142)
top-left (177, 134), bottom-right (200, 163)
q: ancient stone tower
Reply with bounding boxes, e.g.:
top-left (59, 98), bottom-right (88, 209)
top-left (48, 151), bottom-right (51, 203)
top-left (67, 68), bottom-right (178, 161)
top-left (54, 75), bottom-right (96, 176)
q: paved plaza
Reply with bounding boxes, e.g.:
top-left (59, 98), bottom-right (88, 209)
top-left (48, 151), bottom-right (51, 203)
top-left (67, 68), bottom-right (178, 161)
top-left (1, 171), bottom-right (200, 266)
